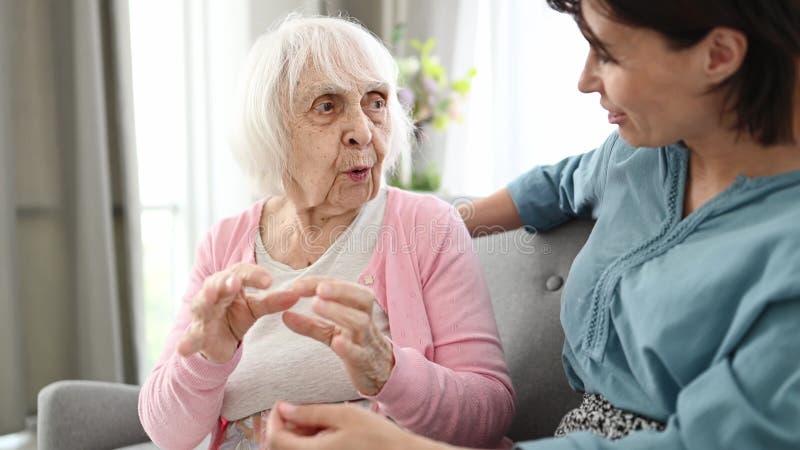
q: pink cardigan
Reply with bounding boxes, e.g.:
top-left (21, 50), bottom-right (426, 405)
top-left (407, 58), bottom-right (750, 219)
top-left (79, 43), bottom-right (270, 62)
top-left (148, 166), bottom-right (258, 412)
top-left (139, 188), bottom-right (515, 449)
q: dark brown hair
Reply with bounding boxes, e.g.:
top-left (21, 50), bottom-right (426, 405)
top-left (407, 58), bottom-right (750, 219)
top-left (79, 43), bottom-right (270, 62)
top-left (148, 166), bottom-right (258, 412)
top-left (548, 0), bottom-right (800, 146)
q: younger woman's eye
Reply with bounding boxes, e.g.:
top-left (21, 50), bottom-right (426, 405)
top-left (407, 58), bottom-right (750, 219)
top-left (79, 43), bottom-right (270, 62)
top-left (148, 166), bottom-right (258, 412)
top-left (314, 101), bottom-right (334, 113)
top-left (597, 53), bottom-right (613, 64)
top-left (588, 46), bottom-right (616, 65)
top-left (594, 49), bottom-right (616, 65)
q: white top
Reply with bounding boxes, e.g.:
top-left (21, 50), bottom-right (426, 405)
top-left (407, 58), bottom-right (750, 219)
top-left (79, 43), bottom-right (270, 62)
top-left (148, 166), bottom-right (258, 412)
top-left (221, 189), bottom-right (390, 420)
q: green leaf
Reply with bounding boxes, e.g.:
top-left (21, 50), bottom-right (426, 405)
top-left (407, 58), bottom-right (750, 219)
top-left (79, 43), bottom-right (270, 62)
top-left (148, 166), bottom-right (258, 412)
top-left (432, 115), bottom-right (449, 131)
top-left (451, 79), bottom-right (471, 94)
top-left (422, 60), bottom-right (446, 84)
top-left (410, 163), bottom-right (441, 191)
top-left (421, 38), bottom-right (436, 56)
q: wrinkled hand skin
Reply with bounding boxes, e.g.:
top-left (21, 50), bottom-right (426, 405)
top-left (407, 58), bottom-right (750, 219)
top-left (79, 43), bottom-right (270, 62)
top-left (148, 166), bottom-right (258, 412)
top-left (177, 263), bottom-right (300, 364)
top-left (282, 276), bottom-right (395, 395)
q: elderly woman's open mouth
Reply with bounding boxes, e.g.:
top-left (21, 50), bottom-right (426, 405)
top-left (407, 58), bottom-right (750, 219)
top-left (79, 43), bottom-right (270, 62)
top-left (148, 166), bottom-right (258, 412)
top-left (347, 166), bottom-right (371, 181)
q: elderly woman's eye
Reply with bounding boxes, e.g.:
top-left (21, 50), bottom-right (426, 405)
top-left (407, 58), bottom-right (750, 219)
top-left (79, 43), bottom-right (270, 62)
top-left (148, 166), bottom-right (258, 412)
top-left (314, 102), bottom-right (334, 113)
top-left (366, 96), bottom-right (386, 111)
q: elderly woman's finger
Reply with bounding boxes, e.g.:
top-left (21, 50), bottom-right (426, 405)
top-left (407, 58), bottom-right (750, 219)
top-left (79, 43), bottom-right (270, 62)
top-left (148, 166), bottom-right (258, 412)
top-left (191, 282), bottom-right (223, 321)
top-left (311, 298), bottom-right (371, 340)
top-left (291, 275), bottom-right (333, 297)
top-left (200, 272), bottom-right (241, 310)
top-left (315, 280), bottom-right (374, 312)
top-left (230, 263), bottom-right (272, 290)
top-left (282, 311), bottom-right (337, 345)
top-left (177, 321), bottom-right (204, 356)
top-left (283, 311), bottom-right (366, 368)
top-left (246, 290), bottom-right (300, 317)
top-left (293, 277), bottom-right (375, 312)
top-left (191, 276), bottom-right (237, 321)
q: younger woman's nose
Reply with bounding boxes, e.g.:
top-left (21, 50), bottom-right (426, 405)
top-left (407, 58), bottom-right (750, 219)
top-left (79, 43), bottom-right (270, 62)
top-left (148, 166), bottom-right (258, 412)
top-left (578, 51), bottom-right (602, 94)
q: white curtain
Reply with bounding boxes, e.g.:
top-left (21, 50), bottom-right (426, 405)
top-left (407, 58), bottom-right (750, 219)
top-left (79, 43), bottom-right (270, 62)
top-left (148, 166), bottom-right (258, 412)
top-left (129, 0), bottom-right (336, 378)
top-left (0, 0), bottom-right (140, 434)
top-left (440, 0), bottom-right (616, 196)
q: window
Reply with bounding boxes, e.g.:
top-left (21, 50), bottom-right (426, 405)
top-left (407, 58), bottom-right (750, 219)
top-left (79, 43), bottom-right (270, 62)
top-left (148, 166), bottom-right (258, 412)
top-left (441, 0), bottom-right (616, 195)
top-left (128, 0), bottom-right (252, 379)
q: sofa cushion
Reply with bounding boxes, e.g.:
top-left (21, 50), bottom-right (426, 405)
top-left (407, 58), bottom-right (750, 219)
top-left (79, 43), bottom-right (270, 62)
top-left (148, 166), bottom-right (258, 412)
top-left (475, 222), bottom-right (591, 441)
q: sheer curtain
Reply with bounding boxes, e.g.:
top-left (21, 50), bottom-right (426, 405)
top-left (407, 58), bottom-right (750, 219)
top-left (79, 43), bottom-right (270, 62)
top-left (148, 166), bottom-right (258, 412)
top-left (441, 0), bottom-right (616, 196)
top-left (129, 0), bottom-right (323, 379)
top-left (0, 0), bottom-right (140, 435)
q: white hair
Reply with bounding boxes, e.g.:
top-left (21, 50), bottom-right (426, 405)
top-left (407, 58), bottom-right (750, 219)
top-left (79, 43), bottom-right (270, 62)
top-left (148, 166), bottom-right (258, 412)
top-left (230, 14), bottom-right (413, 197)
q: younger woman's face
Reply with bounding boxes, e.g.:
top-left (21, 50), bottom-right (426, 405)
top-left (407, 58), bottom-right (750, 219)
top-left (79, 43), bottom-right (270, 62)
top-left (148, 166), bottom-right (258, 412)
top-left (577, 0), bottom-right (726, 147)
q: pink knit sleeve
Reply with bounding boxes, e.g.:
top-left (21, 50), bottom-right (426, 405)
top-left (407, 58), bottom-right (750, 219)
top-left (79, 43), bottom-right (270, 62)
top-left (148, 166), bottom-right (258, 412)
top-left (138, 230), bottom-right (242, 450)
top-left (367, 208), bottom-right (515, 448)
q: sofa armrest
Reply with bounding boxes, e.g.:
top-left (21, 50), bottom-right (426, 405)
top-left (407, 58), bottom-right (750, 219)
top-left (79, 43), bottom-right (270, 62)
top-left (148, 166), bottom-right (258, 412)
top-left (37, 380), bottom-right (150, 450)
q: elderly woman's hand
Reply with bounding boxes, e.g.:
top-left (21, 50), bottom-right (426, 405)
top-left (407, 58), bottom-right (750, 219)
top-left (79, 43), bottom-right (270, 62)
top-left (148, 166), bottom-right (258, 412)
top-left (265, 401), bottom-right (449, 450)
top-left (177, 264), bottom-right (300, 364)
top-left (284, 276), bottom-right (394, 396)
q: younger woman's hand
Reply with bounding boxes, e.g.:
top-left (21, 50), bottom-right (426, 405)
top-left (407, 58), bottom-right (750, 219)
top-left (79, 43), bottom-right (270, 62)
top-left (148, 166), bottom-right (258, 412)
top-left (265, 402), bottom-right (450, 450)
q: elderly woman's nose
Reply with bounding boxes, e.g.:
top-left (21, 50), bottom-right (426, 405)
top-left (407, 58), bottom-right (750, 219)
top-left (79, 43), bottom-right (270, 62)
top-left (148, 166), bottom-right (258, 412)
top-left (342, 108), bottom-right (373, 147)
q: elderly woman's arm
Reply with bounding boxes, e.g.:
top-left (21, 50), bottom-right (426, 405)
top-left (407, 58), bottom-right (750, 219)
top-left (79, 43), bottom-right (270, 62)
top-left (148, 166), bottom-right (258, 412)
top-left (138, 232), bottom-right (237, 449)
top-left (515, 298), bottom-right (800, 450)
top-left (138, 231), bottom-right (297, 449)
top-left (364, 207), bottom-right (515, 447)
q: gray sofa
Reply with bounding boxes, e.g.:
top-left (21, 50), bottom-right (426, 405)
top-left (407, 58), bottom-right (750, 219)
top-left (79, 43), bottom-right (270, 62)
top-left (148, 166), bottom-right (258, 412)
top-left (38, 221), bottom-right (592, 450)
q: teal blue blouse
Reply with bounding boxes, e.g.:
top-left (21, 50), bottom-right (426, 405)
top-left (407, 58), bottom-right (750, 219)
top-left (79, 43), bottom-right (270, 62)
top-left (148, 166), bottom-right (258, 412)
top-left (508, 132), bottom-right (800, 449)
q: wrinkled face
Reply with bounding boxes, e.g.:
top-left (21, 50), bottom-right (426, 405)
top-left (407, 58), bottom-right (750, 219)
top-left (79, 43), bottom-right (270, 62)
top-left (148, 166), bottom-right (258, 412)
top-left (578, 0), bottom-right (721, 147)
top-left (283, 64), bottom-right (391, 212)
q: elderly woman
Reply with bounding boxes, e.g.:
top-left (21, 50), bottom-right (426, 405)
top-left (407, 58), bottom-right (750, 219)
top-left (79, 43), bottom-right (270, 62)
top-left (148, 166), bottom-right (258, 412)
top-left (138, 15), bottom-right (514, 450)
top-left (263, 1), bottom-right (800, 449)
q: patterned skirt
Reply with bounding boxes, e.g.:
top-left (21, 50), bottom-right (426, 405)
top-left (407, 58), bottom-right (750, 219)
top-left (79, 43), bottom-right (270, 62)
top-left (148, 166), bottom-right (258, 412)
top-left (554, 393), bottom-right (666, 440)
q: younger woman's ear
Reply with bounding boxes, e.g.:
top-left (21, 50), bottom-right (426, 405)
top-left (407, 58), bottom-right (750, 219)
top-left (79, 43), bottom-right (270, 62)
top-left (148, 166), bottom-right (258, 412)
top-left (701, 27), bottom-right (748, 84)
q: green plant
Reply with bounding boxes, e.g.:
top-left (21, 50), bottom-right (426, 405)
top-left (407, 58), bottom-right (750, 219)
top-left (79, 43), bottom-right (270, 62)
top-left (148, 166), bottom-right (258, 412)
top-left (409, 162), bottom-right (442, 191)
top-left (388, 25), bottom-right (476, 192)
top-left (393, 26), bottom-right (477, 132)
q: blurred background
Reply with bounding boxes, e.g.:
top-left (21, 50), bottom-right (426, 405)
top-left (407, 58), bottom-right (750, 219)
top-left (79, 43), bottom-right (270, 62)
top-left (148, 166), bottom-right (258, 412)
top-left (0, 0), bottom-right (612, 447)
